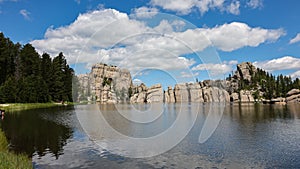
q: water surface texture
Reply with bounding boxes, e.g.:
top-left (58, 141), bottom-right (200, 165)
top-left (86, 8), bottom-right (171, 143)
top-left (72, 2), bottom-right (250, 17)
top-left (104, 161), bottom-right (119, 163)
top-left (1, 103), bottom-right (299, 169)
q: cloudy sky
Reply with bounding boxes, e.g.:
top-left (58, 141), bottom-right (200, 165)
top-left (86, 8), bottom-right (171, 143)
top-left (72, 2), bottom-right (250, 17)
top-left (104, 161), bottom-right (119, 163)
top-left (0, 0), bottom-right (300, 87)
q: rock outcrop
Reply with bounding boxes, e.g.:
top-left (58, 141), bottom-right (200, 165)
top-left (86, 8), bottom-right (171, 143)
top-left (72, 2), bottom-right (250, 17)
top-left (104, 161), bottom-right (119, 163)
top-left (165, 86), bottom-right (175, 103)
top-left (77, 63), bottom-right (132, 103)
top-left (230, 93), bottom-right (239, 102)
top-left (169, 83), bottom-right (229, 103)
top-left (78, 62), bottom-right (299, 104)
top-left (130, 84), bottom-right (164, 103)
top-left (235, 62), bottom-right (257, 82)
top-left (174, 84), bottom-right (189, 102)
top-left (286, 89), bottom-right (300, 103)
top-left (239, 90), bottom-right (255, 103)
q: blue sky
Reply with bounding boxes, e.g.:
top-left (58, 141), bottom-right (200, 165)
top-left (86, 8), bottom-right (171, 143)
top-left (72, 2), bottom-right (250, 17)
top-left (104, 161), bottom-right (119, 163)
top-left (1, 0), bottom-right (300, 88)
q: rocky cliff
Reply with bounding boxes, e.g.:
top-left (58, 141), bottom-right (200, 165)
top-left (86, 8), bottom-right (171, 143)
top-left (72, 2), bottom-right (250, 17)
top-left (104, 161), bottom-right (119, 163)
top-left (77, 63), bottom-right (132, 103)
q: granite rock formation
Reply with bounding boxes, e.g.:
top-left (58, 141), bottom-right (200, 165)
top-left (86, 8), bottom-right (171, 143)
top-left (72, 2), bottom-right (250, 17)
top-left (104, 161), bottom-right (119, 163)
top-left (130, 84), bottom-right (163, 103)
top-left (286, 89), bottom-right (300, 103)
top-left (77, 63), bottom-right (132, 103)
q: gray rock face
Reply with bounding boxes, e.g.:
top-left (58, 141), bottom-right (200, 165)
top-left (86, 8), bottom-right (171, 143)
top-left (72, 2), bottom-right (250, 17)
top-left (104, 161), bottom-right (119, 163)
top-left (202, 87), bottom-right (230, 102)
top-left (170, 83), bottom-right (229, 103)
top-left (230, 93), bottom-right (239, 102)
top-left (77, 74), bottom-right (91, 101)
top-left (146, 84), bottom-right (163, 103)
top-left (77, 63), bottom-right (132, 103)
top-left (167, 86), bottom-right (175, 103)
top-left (236, 62), bottom-right (257, 82)
top-left (130, 84), bottom-right (163, 103)
top-left (174, 84), bottom-right (189, 102)
top-left (239, 90), bottom-right (254, 102)
top-left (286, 89), bottom-right (300, 103)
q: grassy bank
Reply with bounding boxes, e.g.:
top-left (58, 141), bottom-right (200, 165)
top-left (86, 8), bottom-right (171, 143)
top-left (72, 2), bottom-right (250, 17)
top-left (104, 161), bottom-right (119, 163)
top-left (0, 129), bottom-right (32, 169)
top-left (0, 102), bottom-right (73, 112)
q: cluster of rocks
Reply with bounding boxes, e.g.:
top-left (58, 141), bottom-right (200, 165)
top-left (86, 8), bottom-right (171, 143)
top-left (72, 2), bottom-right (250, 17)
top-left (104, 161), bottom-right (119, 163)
top-left (77, 62), bottom-right (300, 104)
top-left (130, 84), bottom-right (164, 103)
top-left (130, 82), bottom-right (230, 103)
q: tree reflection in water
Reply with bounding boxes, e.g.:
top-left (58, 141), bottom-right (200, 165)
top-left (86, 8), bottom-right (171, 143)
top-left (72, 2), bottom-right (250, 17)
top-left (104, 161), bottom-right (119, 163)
top-left (1, 106), bottom-right (74, 159)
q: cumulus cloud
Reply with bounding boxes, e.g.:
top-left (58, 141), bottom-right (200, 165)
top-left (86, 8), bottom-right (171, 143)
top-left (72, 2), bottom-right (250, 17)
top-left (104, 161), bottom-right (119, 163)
top-left (180, 71), bottom-right (199, 78)
top-left (291, 70), bottom-right (300, 79)
top-left (20, 9), bottom-right (31, 20)
top-left (191, 60), bottom-right (237, 76)
top-left (150, 0), bottom-right (195, 15)
top-left (31, 9), bottom-right (284, 74)
top-left (289, 33), bottom-right (300, 44)
top-left (247, 0), bottom-right (263, 9)
top-left (253, 56), bottom-right (300, 71)
top-left (150, 0), bottom-right (263, 15)
top-left (201, 22), bottom-right (285, 51)
top-left (131, 6), bottom-right (159, 18)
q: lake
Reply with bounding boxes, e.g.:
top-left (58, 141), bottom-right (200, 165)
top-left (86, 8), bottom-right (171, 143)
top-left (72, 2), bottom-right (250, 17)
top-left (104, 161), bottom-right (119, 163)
top-left (1, 103), bottom-right (299, 169)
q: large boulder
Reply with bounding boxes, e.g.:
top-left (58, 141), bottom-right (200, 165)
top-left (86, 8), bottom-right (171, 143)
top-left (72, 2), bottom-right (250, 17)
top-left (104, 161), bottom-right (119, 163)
top-left (230, 92), bottom-right (239, 102)
top-left (146, 84), bottom-right (163, 103)
top-left (202, 87), bottom-right (230, 102)
top-left (286, 89), bottom-right (300, 103)
top-left (130, 84), bottom-right (164, 103)
top-left (239, 90), bottom-right (255, 102)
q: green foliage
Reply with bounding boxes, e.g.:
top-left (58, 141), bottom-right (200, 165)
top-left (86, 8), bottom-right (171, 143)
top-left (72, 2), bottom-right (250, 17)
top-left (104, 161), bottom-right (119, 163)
top-left (0, 129), bottom-right (32, 169)
top-left (0, 33), bottom-right (75, 103)
top-left (102, 77), bottom-right (112, 87)
top-left (232, 67), bottom-right (297, 100)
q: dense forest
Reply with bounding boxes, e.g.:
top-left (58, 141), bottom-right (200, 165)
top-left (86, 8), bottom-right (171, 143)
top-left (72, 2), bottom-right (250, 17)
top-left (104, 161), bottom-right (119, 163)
top-left (0, 32), bottom-right (74, 103)
top-left (229, 67), bottom-right (300, 100)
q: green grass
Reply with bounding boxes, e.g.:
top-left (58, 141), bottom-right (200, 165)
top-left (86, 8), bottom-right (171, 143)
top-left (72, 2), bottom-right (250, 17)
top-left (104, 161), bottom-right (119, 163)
top-left (0, 102), bottom-right (73, 112)
top-left (0, 129), bottom-right (32, 169)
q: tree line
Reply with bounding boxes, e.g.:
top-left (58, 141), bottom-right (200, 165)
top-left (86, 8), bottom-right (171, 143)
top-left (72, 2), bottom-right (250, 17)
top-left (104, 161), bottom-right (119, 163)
top-left (236, 67), bottom-right (300, 100)
top-left (0, 32), bottom-right (74, 103)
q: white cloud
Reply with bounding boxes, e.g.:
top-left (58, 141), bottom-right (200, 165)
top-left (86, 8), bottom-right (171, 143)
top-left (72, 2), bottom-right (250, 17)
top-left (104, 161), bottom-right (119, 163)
top-left (291, 70), bottom-right (300, 79)
top-left (253, 56), bottom-right (300, 71)
top-left (289, 33), bottom-right (300, 44)
top-left (19, 9), bottom-right (31, 20)
top-left (131, 6), bottom-right (159, 18)
top-left (150, 0), bottom-right (263, 15)
top-left (133, 78), bottom-right (143, 85)
top-left (226, 0), bottom-right (240, 15)
top-left (191, 60), bottom-right (237, 76)
top-left (150, 0), bottom-right (195, 14)
top-left (31, 9), bottom-right (285, 75)
top-left (180, 71), bottom-right (199, 78)
top-left (201, 22), bottom-right (285, 51)
top-left (247, 0), bottom-right (263, 9)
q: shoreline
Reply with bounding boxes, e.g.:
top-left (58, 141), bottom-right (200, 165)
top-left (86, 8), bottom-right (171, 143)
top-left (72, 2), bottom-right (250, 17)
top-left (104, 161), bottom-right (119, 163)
top-left (0, 103), bottom-right (74, 112)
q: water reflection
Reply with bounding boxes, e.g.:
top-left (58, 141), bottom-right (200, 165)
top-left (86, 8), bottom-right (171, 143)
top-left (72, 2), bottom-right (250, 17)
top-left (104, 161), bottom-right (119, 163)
top-left (1, 103), bottom-right (299, 168)
top-left (1, 107), bottom-right (74, 159)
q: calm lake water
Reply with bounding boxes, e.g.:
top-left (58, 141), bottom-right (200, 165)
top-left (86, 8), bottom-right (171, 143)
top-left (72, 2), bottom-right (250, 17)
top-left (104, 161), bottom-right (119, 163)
top-left (1, 103), bottom-right (300, 169)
